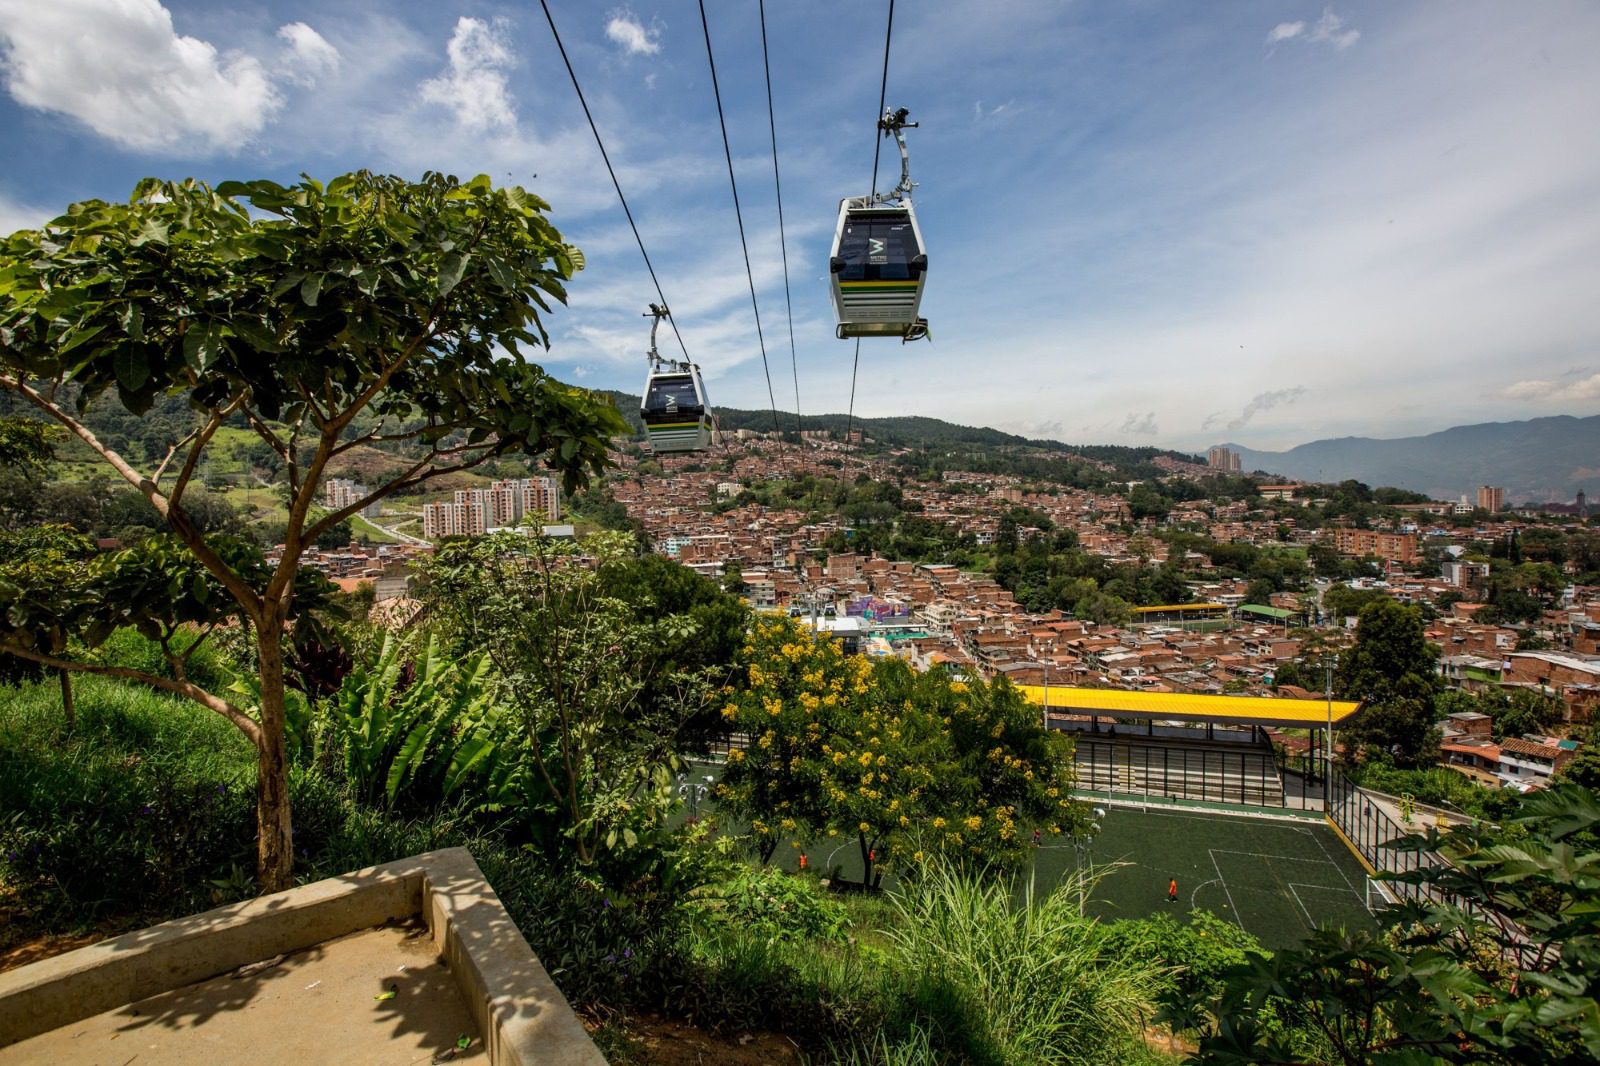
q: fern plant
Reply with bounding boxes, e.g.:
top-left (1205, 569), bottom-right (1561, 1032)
top-left (327, 632), bottom-right (513, 810)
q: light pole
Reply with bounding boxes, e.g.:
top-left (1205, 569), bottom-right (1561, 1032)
top-left (677, 772), bottom-right (714, 817)
top-left (1041, 659), bottom-right (1051, 734)
top-left (1323, 655), bottom-right (1336, 808)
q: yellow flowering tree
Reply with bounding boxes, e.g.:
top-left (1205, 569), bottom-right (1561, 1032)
top-left (718, 618), bottom-right (1085, 886)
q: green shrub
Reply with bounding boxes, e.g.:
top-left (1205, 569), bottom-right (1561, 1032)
top-left (683, 866), bottom-right (850, 944)
top-left (1103, 909), bottom-right (1265, 1004)
top-left (657, 926), bottom-right (890, 1044)
top-left (1350, 762), bottom-right (1520, 821)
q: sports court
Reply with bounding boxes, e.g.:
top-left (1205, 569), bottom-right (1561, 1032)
top-left (1029, 804), bottom-right (1375, 950)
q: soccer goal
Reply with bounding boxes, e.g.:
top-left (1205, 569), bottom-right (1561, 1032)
top-left (1365, 876), bottom-right (1400, 915)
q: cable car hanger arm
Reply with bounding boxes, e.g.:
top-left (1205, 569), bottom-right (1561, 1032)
top-left (876, 106), bottom-right (918, 204)
top-left (644, 303), bottom-right (696, 374)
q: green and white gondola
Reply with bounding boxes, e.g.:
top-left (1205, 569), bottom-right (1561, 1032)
top-left (638, 303), bottom-right (716, 454)
top-left (828, 106), bottom-right (929, 343)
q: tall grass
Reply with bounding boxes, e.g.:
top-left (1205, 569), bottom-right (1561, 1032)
top-left (884, 863), bottom-right (1164, 1065)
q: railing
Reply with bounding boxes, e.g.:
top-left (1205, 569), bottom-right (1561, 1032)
top-left (1327, 771), bottom-right (1540, 969)
top-left (1071, 736), bottom-right (1288, 808)
top-left (1326, 771), bottom-right (1450, 905)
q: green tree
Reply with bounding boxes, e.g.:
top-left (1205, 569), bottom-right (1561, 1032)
top-left (0, 416), bottom-right (59, 474)
top-left (1243, 577), bottom-right (1278, 606)
top-left (0, 172), bottom-right (624, 890)
top-left (422, 532), bottom-right (727, 864)
top-left (718, 618), bottom-right (1082, 885)
top-left (1487, 689), bottom-right (1561, 742)
top-left (1557, 727), bottom-right (1600, 789)
top-left (995, 513), bottom-right (1020, 554)
top-left (1338, 600), bottom-right (1442, 768)
top-left (313, 517), bottom-right (353, 550)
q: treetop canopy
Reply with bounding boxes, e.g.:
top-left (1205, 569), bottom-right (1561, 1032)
top-left (0, 170), bottom-right (622, 493)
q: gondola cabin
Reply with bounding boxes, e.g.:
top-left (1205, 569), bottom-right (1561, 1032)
top-left (829, 200), bottom-right (927, 340)
top-left (640, 365), bottom-right (714, 453)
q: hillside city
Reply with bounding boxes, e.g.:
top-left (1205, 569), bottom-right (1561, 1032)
top-left (279, 427), bottom-right (1600, 799)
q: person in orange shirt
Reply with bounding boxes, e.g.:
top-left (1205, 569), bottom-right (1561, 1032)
top-left (1167, 877), bottom-right (1178, 903)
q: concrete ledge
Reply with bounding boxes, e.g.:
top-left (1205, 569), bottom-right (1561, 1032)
top-left (423, 848), bottom-right (603, 1066)
top-left (0, 847), bottom-right (605, 1065)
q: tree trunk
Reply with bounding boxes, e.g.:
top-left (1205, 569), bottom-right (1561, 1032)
top-left (59, 668), bottom-right (75, 733)
top-left (859, 831), bottom-right (874, 888)
top-left (255, 624), bottom-right (295, 893)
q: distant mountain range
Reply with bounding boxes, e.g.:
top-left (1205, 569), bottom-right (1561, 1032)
top-left (1220, 415), bottom-right (1600, 503)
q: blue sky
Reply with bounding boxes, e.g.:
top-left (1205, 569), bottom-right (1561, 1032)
top-left (2, 1), bottom-right (1598, 452)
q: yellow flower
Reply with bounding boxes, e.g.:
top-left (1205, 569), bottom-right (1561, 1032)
top-left (913, 850), bottom-right (925, 862)
top-left (859, 821), bottom-right (871, 833)
top-left (720, 703), bottom-right (738, 720)
top-left (964, 816), bottom-right (982, 831)
top-left (932, 817), bottom-right (946, 829)
top-left (726, 748), bottom-right (745, 763)
top-left (858, 752), bottom-right (873, 767)
top-left (898, 815), bottom-right (909, 827)
top-left (832, 751), bottom-right (846, 764)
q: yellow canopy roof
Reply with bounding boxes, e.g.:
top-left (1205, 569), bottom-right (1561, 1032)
top-left (1130, 602), bottom-right (1228, 614)
top-left (1019, 685), bottom-right (1362, 728)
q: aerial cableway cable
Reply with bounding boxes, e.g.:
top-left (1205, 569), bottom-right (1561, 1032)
top-left (847, 0), bottom-right (896, 445)
top-left (759, 0), bottom-right (803, 436)
top-left (698, 0), bottom-right (781, 436)
top-left (537, 0), bottom-right (691, 364)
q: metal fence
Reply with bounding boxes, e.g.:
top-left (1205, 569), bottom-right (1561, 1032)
top-left (1326, 771), bottom-right (1451, 905)
top-left (1072, 736), bottom-right (1286, 808)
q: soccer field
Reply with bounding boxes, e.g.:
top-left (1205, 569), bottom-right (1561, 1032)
top-left (1028, 805), bottom-right (1376, 950)
top-left (680, 763), bottom-right (1376, 950)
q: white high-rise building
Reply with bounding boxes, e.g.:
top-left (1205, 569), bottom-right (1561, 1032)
top-left (420, 477), bottom-right (560, 539)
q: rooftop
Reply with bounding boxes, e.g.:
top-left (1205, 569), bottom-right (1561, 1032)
top-left (1022, 685), bottom-right (1363, 728)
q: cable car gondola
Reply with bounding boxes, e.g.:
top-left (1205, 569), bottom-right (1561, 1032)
top-left (830, 107), bottom-right (928, 342)
top-left (639, 304), bottom-right (717, 454)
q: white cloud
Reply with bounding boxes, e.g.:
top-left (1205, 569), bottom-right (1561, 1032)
top-left (1227, 387), bottom-right (1306, 432)
top-left (0, 191), bottom-right (50, 236)
top-left (1120, 411), bottom-right (1159, 436)
top-left (1266, 21), bottom-right (1306, 45)
top-left (0, 0), bottom-right (280, 152)
top-left (419, 17), bottom-right (517, 132)
top-left (1308, 9), bottom-right (1361, 50)
top-left (278, 22), bottom-right (340, 87)
top-left (605, 13), bottom-right (660, 56)
top-left (1266, 9), bottom-right (1359, 51)
top-left (1501, 373), bottom-right (1600, 403)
